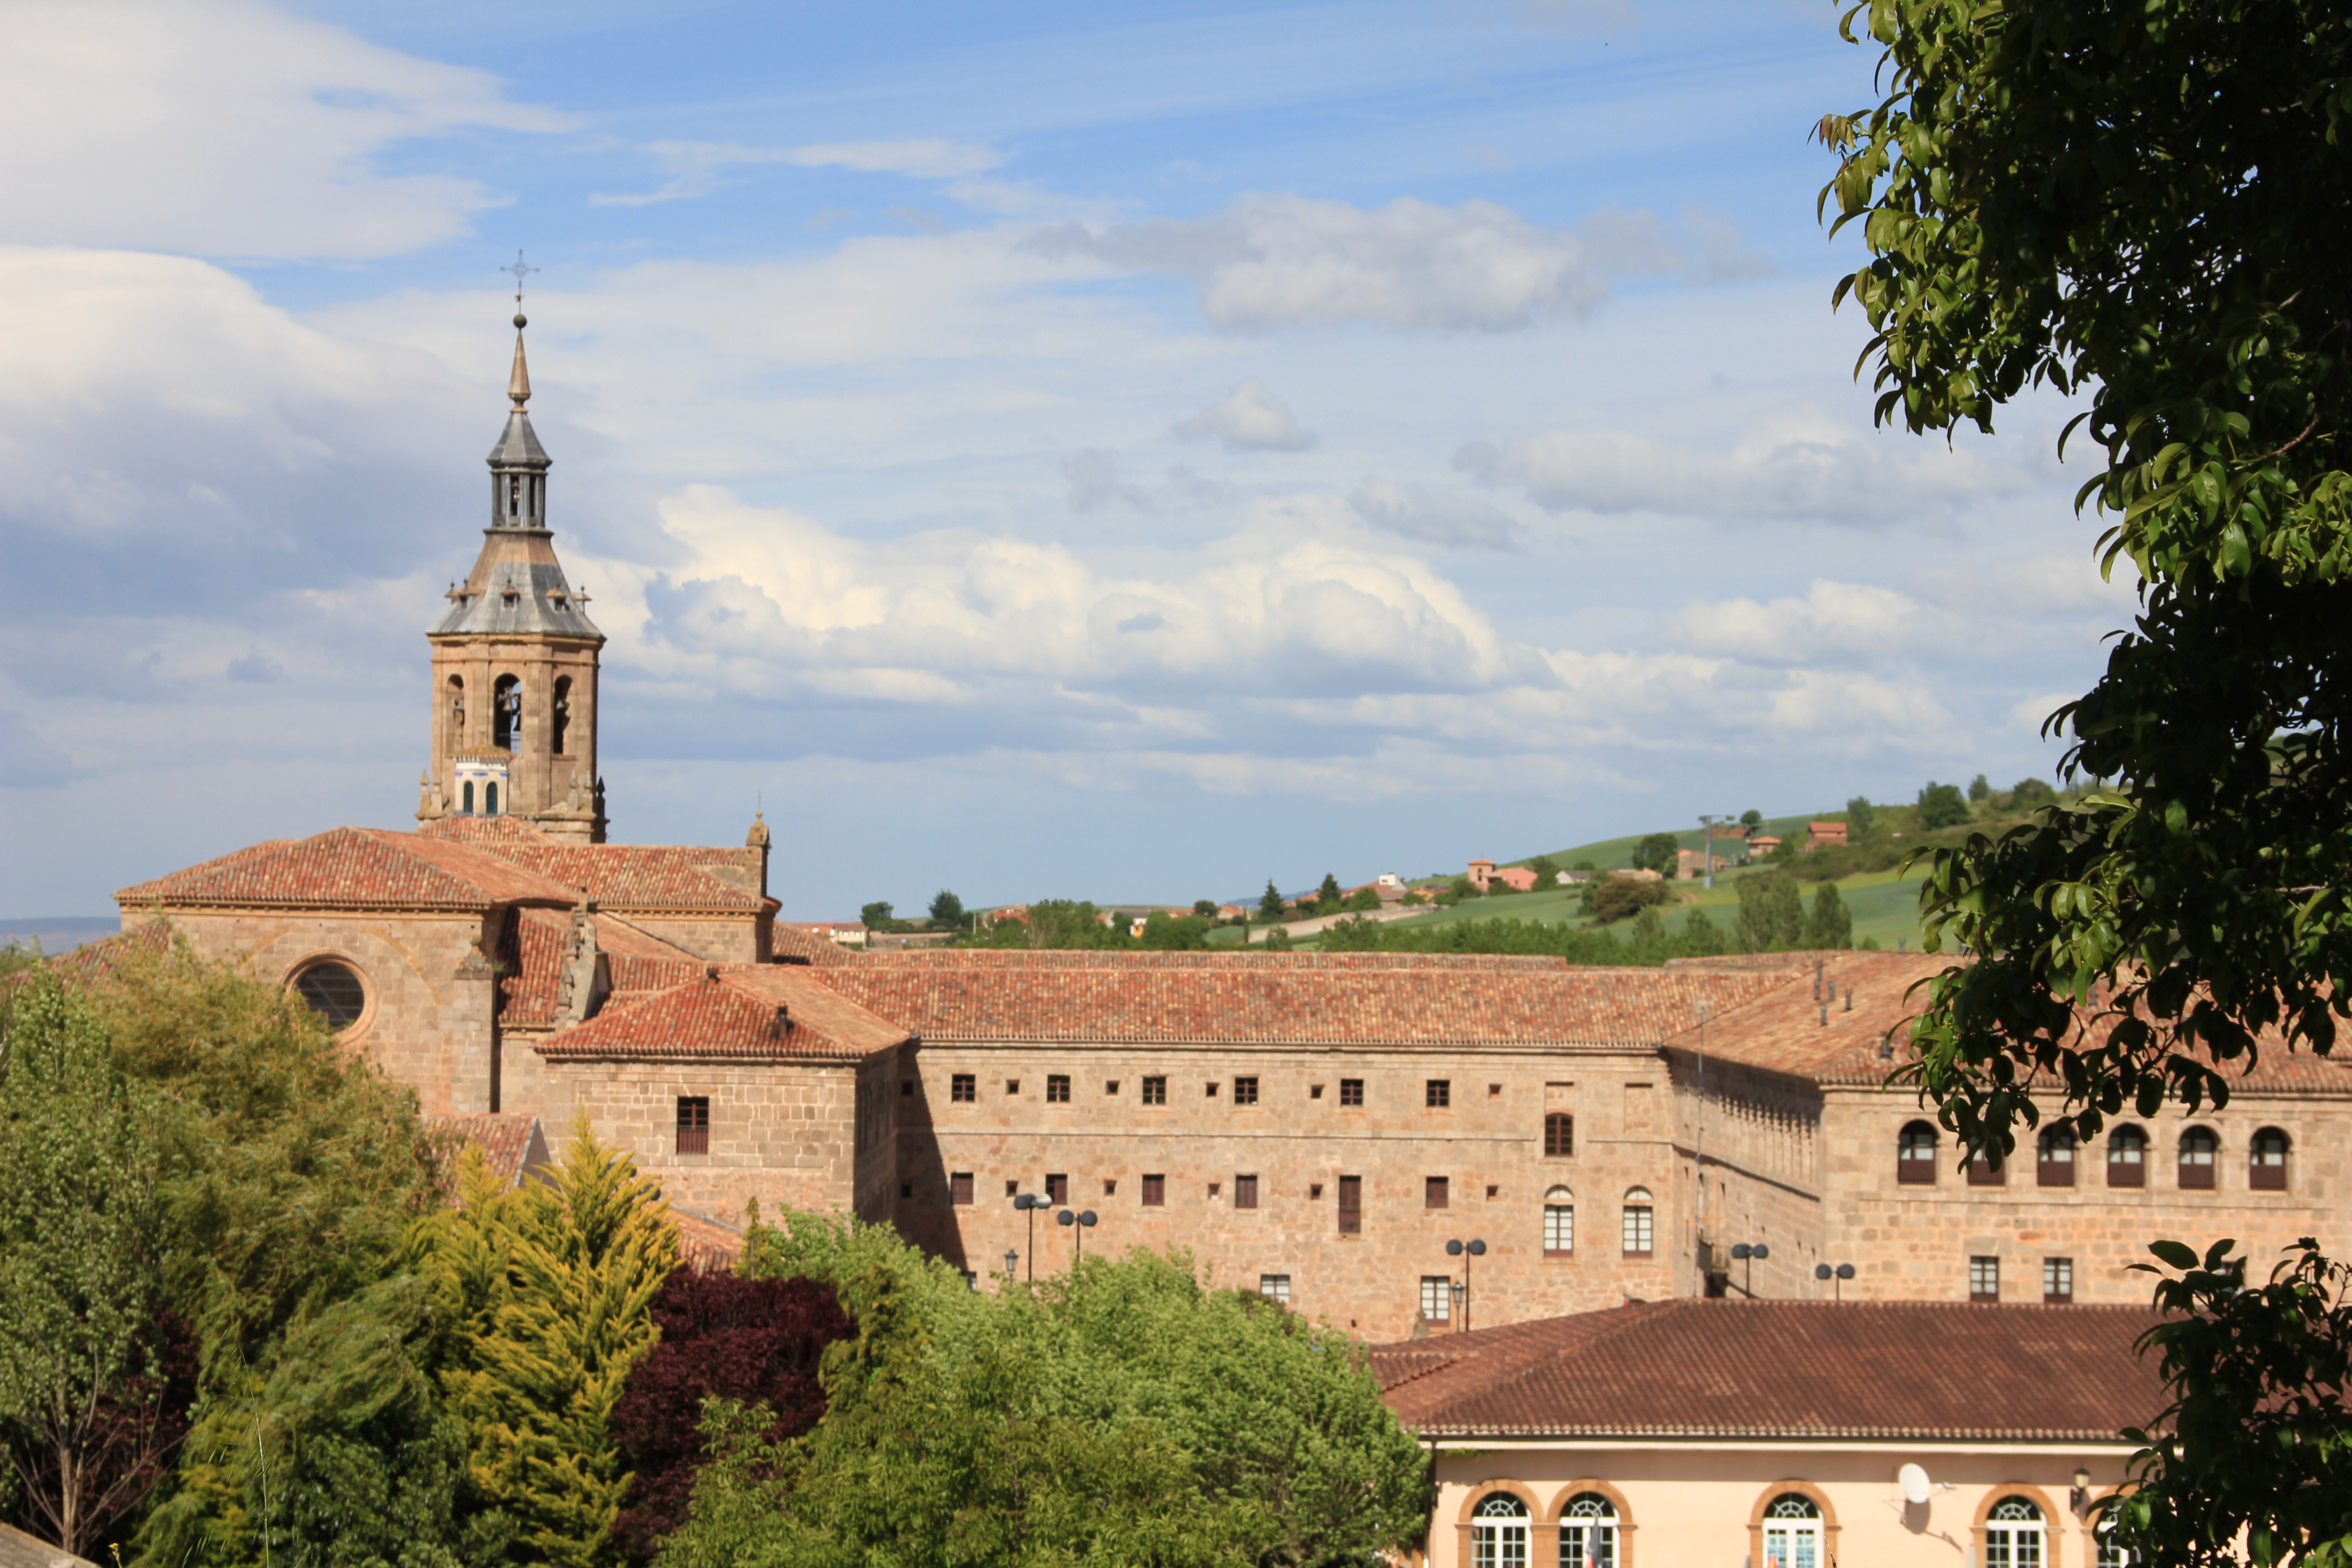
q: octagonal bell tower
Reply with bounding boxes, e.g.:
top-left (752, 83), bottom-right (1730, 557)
top-left (416, 310), bottom-right (608, 841)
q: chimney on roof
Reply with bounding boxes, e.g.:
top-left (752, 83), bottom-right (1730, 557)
top-left (771, 1004), bottom-right (789, 1037)
top-left (1818, 1001), bottom-right (1828, 1027)
top-left (1844, 985), bottom-right (1852, 1012)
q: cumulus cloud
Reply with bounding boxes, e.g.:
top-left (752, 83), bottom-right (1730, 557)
top-left (1348, 480), bottom-right (1521, 551)
top-left (1034, 194), bottom-right (1612, 331)
top-left (1456, 407), bottom-right (2040, 522)
top-left (1174, 378), bottom-right (1315, 451)
top-left (592, 137), bottom-right (1004, 206)
top-left (1671, 580), bottom-right (1960, 666)
top-left (0, 0), bottom-right (568, 259)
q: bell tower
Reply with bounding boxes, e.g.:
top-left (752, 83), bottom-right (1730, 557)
top-left (416, 301), bottom-right (608, 842)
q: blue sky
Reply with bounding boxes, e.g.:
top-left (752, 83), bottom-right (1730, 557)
top-left (0, 0), bottom-right (2129, 918)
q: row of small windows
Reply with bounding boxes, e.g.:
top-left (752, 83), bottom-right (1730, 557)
top-left (941, 1073), bottom-right (1578, 1150)
top-left (1470, 1491), bottom-right (2105, 1568)
top-left (1898, 1120), bottom-right (2292, 1190)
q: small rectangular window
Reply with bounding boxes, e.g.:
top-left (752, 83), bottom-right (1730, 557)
top-left (1426, 1078), bottom-right (1451, 1108)
top-left (1045, 1173), bottom-right (1068, 1205)
top-left (1235, 1174), bottom-right (1259, 1209)
top-left (949, 1171), bottom-right (973, 1206)
top-left (1205, 1081), bottom-right (1220, 1098)
top-left (1622, 1201), bottom-right (1653, 1257)
top-left (1004, 1178), bottom-right (1019, 1197)
top-left (2043, 1256), bottom-right (2074, 1305)
top-left (1142, 1075), bottom-right (1167, 1106)
top-left (1337, 1175), bottom-right (1362, 1235)
top-left (1339, 1078), bottom-right (1364, 1107)
top-left (1309, 1083), bottom-right (1324, 1099)
top-left (1102, 1178), bottom-right (1117, 1196)
top-left (1105, 1080), bottom-right (1120, 1096)
top-left (1425, 1176), bottom-right (1449, 1210)
top-left (1970, 1255), bottom-right (2000, 1303)
top-left (900, 1079), bottom-right (914, 1097)
top-left (899, 1182), bottom-right (912, 1199)
top-left (961, 1269), bottom-right (978, 1290)
top-left (1544, 1111), bottom-right (1574, 1157)
top-left (951, 1073), bottom-right (976, 1103)
top-left (1233, 1075), bottom-right (1259, 1106)
top-left (1005, 1079), bottom-right (1021, 1096)
top-left (675, 1096), bottom-right (710, 1156)
top-left (1046, 1074), bottom-right (1071, 1103)
top-left (1142, 1173), bottom-right (1165, 1206)
top-left (1419, 1275), bottom-right (1451, 1323)
top-left (1259, 1274), bottom-right (1291, 1305)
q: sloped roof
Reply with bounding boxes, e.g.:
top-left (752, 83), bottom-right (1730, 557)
top-left (429, 1113), bottom-right (552, 1189)
top-left (1375, 1299), bottom-right (2164, 1441)
top-left (1680, 951), bottom-right (2352, 1094)
top-left (538, 966), bottom-right (908, 1062)
top-left (416, 818), bottom-right (768, 914)
top-left (116, 827), bottom-right (575, 911)
top-left (809, 953), bottom-right (1788, 1046)
top-left (0, 1521), bottom-right (96, 1568)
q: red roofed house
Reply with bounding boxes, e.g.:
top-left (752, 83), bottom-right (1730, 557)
top-left (92, 325), bottom-right (2352, 1340)
top-left (1379, 1299), bottom-right (2160, 1568)
top-left (1467, 858), bottom-right (1497, 892)
top-left (1490, 866), bottom-right (1538, 892)
top-left (1806, 820), bottom-right (1850, 852)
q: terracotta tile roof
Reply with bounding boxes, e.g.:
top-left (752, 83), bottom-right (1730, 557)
top-left (810, 952), bottom-right (1788, 1045)
top-left (538, 965), bottom-right (908, 1061)
top-left (417, 817), bottom-right (770, 914)
top-left (1681, 951), bottom-right (2352, 1094)
top-left (1375, 1299), bottom-right (2165, 1441)
top-left (116, 827), bottom-right (576, 911)
top-left (769, 922), bottom-right (864, 966)
top-left (595, 915), bottom-right (709, 990)
top-left (429, 1113), bottom-right (552, 1189)
top-left (498, 909), bottom-right (572, 1026)
top-left (671, 1207), bottom-right (748, 1267)
top-left (25, 920), bottom-right (173, 986)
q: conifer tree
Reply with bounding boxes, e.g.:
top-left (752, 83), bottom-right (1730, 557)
top-left (1806, 882), bottom-right (1854, 950)
top-left (1258, 880), bottom-right (1285, 922)
top-left (420, 1124), bottom-right (677, 1568)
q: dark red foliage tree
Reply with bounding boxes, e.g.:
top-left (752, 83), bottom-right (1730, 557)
top-left (3, 1310), bottom-right (199, 1556)
top-left (609, 1267), bottom-right (853, 1561)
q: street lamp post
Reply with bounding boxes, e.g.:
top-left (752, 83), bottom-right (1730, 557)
top-left (1012, 1192), bottom-right (1048, 1281)
top-left (1057, 1207), bottom-right (1098, 1267)
top-left (1698, 813), bottom-right (1735, 889)
top-left (1004, 1248), bottom-right (1019, 1280)
top-left (1444, 1238), bottom-right (1488, 1331)
top-left (1731, 1241), bottom-right (1769, 1297)
top-left (1813, 1261), bottom-right (1856, 1300)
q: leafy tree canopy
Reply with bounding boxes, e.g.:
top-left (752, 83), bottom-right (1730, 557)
top-left (1913, 780), bottom-right (1971, 831)
top-left (1739, 808), bottom-right (1764, 828)
top-left (925, 890), bottom-right (965, 928)
top-left (1846, 795), bottom-right (1877, 841)
top-left (1630, 832), bottom-right (1681, 875)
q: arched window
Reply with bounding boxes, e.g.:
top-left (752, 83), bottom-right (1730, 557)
top-left (292, 961), bottom-right (366, 1031)
top-left (2037, 1126), bottom-right (2077, 1188)
top-left (1544, 1111), bottom-right (1574, 1157)
top-left (2179, 1126), bottom-right (2218, 1190)
top-left (2251, 1127), bottom-right (2291, 1191)
top-left (1985, 1496), bottom-right (2044, 1568)
top-left (461, 780), bottom-right (475, 815)
top-left (1897, 1120), bottom-right (1937, 1184)
top-left (1967, 1142), bottom-right (2007, 1186)
top-left (1471, 1493), bottom-right (1529, 1568)
top-left (1621, 1188), bottom-right (1653, 1259)
top-left (485, 781), bottom-right (499, 816)
top-left (552, 676), bottom-right (573, 755)
top-left (1763, 1493), bottom-right (1823, 1568)
top-left (1561, 1492), bottom-right (1618, 1568)
top-left (2096, 1516), bottom-right (2132, 1568)
top-left (492, 675), bottom-right (522, 751)
top-left (446, 675), bottom-right (466, 743)
top-left (1543, 1186), bottom-right (1574, 1256)
top-left (2107, 1125), bottom-right (2147, 1189)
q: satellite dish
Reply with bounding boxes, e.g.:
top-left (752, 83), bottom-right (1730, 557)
top-left (1898, 1463), bottom-right (1932, 1505)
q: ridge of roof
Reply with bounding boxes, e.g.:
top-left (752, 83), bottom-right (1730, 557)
top-left (538, 965), bottom-right (908, 1062)
top-left (115, 826), bottom-right (578, 911)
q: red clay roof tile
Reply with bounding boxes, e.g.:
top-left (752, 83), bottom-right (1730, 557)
top-left (116, 827), bottom-right (575, 911)
top-left (538, 966), bottom-right (907, 1061)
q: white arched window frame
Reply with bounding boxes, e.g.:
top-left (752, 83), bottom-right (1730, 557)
top-left (1543, 1186), bottom-right (1574, 1255)
top-left (1471, 1493), bottom-right (1529, 1568)
top-left (1621, 1187), bottom-right (1654, 1258)
top-left (1561, 1491), bottom-right (1618, 1568)
top-left (1762, 1493), bottom-right (1822, 1568)
top-left (1986, 1496), bottom-right (2045, 1568)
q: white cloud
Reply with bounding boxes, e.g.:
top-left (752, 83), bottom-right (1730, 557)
top-left (1671, 580), bottom-right (1958, 666)
top-left (1034, 193), bottom-right (1613, 331)
top-left (1348, 480), bottom-right (1521, 551)
top-left (1174, 377), bottom-right (1314, 451)
top-left (0, 0), bottom-right (568, 259)
top-left (591, 138), bottom-right (1004, 206)
top-left (1457, 407), bottom-right (2041, 522)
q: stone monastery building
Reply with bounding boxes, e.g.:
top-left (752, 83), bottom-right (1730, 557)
top-left (112, 322), bottom-right (2352, 1342)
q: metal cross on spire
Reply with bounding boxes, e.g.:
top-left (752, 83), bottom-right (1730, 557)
top-left (503, 250), bottom-right (538, 312)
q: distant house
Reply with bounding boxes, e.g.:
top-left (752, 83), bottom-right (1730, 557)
top-left (783, 919), bottom-right (869, 947)
top-left (1467, 858), bottom-right (1497, 892)
top-left (1490, 867), bottom-right (1538, 892)
top-left (1609, 867), bottom-right (1664, 883)
top-left (1747, 836), bottom-right (1783, 860)
top-left (980, 905), bottom-right (1028, 927)
top-left (1806, 820), bottom-right (1850, 852)
top-left (1216, 904), bottom-right (1245, 920)
top-left (1674, 849), bottom-right (1729, 881)
top-left (1555, 869), bottom-right (1592, 885)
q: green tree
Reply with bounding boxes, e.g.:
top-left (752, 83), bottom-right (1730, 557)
top-left (1316, 872), bottom-right (1343, 906)
top-left (0, 975), bottom-right (174, 1559)
top-left (1258, 880), bottom-right (1286, 923)
top-left (417, 1128), bottom-right (678, 1568)
top-left (1588, 878), bottom-right (1667, 925)
top-left (1967, 774), bottom-right (1991, 803)
top-left (1192, 899), bottom-right (1218, 919)
top-left (926, 890), bottom-right (965, 929)
top-left (1259, 926), bottom-right (1294, 952)
top-left (1740, 809), bottom-right (1764, 828)
top-left (1735, 872), bottom-right (1806, 953)
top-left (1630, 833), bottom-right (1680, 875)
top-left (1528, 855), bottom-right (1558, 883)
top-left (1137, 911), bottom-right (1213, 951)
top-left (1806, 882), bottom-right (1853, 951)
top-left (1846, 796), bottom-right (1877, 841)
top-left (2010, 777), bottom-right (2057, 808)
top-left (1822, 4), bottom-right (2352, 1558)
top-left (1913, 781), bottom-right (1970, 831)
top-left (666, 1215), bottom-right (1432, 1568)
top-left (858, 901), bottom-right (895, 933)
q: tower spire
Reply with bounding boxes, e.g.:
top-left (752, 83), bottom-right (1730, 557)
top-left (503, 250), bottom-right (538, 411)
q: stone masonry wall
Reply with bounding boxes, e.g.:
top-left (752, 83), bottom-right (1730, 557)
top-left (890, 1040), bottom-right (1688, 1340)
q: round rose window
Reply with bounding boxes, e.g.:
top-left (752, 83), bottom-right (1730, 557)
top-left (294, 962), bottom-right (366, 1029)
